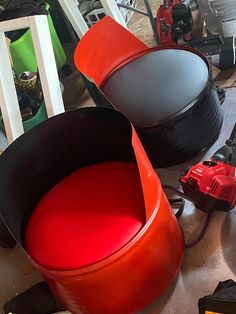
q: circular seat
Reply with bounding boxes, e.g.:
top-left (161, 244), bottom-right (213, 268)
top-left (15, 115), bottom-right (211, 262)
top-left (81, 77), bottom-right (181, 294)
top-left (25, 161), bottom-right (146, 270)
top-left (102, 49), bottom-right (209, 127)
top-left (101, 48), bottom-right (222, 167)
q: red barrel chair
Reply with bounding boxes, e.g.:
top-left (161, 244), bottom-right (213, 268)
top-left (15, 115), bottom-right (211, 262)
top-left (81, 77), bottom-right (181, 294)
top-left (0, 107), bottom-right (184, 313)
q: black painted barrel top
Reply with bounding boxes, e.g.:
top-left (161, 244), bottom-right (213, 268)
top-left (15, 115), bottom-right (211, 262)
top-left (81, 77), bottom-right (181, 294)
top-left (101, 48), bottom-right (222, 167)
top-left (102, 49), bottom-right (209, 127)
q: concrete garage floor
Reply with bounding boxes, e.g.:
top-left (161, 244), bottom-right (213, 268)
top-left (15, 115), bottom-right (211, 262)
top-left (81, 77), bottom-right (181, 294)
top-left (0, 1), bottom-right (236, 313)
top-left (141, 87), bottom-right (236, 314)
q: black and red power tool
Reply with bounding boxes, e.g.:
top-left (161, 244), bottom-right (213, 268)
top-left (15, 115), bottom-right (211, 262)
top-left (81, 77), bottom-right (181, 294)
top-left (156, 1), bottom-right (236, 70)
top-left (156, 0), bottom-right (193, 44)
top-left (180, 123), bottom-right (236, 213)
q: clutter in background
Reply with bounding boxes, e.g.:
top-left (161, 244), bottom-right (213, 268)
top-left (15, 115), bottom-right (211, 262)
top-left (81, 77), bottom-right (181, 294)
top-left (0, 1), bottom-right (67, 132)
top-left (197, 0), bottom-right (236, 38)
top-left (156, 0), bottom-right (236, 71)
top-left (156, 0), bottom-right (193, 44)
top-left (79, 0), bottom-right (137, 27)
top-left (0, 71), bottom-right (48, 132)
top-left (196, 0), bottom-right (236, 70)
top-left (0, 2), bottom-right (66, 75)
top-left (15, 72), bottom-right (44, 121)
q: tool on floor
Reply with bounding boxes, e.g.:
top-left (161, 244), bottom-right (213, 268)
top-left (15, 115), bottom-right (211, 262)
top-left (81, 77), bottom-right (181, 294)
top-left (198, 279), bottom-right (236, 314)
top-left (156, 1), bottom-right (236, 71)
top-left (190, 35), bottom-right (236, 70)
top-left (156, 0), bottom-right (193, 44)
top-left (163, 122), bottom-right (236, 247)
top-left (180, 122), bottom-right (236, 213)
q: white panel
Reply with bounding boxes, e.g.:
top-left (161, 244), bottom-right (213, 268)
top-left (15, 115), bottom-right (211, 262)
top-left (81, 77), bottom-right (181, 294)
top-left (100, 0), bottom-right (127, 28)
top-left (58, 0), bottom-right (89, 38)
top-left (29, 15), bottom-right (65, 117)
top-left (0, 32), bottom-right (24, 143)
top-left (0, 16), bottom-right (30, 32)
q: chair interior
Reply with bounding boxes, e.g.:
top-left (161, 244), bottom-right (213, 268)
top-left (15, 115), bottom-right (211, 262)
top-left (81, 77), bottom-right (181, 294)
top-left (25, 161), bottom-right (146, 270)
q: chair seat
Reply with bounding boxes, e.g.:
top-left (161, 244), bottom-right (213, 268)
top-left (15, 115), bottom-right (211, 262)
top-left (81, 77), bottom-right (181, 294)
top-left (101, 49), bottom-right (209, 127)
top-left (25, 162), bottom-right (146, 270)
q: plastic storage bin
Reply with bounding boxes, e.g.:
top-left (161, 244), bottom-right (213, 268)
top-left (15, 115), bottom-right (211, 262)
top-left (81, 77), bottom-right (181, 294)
top-left (0, 103), bottom-right (48, 133)
top-left (9, 5), bottom-right (66, 75)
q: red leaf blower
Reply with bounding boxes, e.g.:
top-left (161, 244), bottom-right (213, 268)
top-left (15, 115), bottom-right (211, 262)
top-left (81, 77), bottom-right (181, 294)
top-left (156, 0), bottom-right (193, 44)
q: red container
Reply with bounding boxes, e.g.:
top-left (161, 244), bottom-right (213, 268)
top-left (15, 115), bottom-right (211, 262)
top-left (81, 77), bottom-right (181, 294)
top-left (0, 108), bottom-right (184, 314)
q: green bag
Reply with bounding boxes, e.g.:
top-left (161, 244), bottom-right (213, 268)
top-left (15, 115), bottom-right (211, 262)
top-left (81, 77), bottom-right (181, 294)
top-left (9, 3), bottom-right (66, 75)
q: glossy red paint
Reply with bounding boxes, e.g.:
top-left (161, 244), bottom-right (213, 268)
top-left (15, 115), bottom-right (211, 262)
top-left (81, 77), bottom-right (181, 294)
top-left (27, 128), bottom-right (184, 314)
top-left (74, 16), bottom-right (149, 86)
top-left (25, 162), bottom-right (146, 270)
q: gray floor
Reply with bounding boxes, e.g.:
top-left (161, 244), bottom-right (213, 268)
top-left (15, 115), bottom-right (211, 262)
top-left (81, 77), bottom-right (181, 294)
top-left (141, 87), bottom-right (236, 314)
top-left (0, 88), bottom-right (235, 313)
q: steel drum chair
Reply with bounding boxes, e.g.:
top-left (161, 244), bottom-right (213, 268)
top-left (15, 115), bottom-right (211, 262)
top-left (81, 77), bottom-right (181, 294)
top-left (0, 107), bottom-right (183, 314)
top-left (74, 17), bottom-right (223, 168)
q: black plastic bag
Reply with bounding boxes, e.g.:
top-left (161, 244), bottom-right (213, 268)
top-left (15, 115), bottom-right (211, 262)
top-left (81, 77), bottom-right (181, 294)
top-left (0, 1), bottom-right (48, 41)
top-left (4, 282), bottom-right (65, 314)
top-left (199, 280), bottom-right (236, 314)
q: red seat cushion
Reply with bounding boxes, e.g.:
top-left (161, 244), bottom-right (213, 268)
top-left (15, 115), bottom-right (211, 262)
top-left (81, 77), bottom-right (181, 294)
top-left (25, 162), bottom-right (146, 270)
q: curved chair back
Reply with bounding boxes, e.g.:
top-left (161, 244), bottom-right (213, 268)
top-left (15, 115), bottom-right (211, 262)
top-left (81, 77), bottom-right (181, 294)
top-left (0, 108), bottom-right (142, 246)
top-left (0, 107), bottom-right (184, 314)
top-left (74, 16), bottom-right (149, 86)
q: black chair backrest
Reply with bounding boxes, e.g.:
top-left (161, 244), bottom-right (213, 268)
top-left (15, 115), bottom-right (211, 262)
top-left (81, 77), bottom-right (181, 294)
top-left (0, 107), bottom-right (136, 247)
